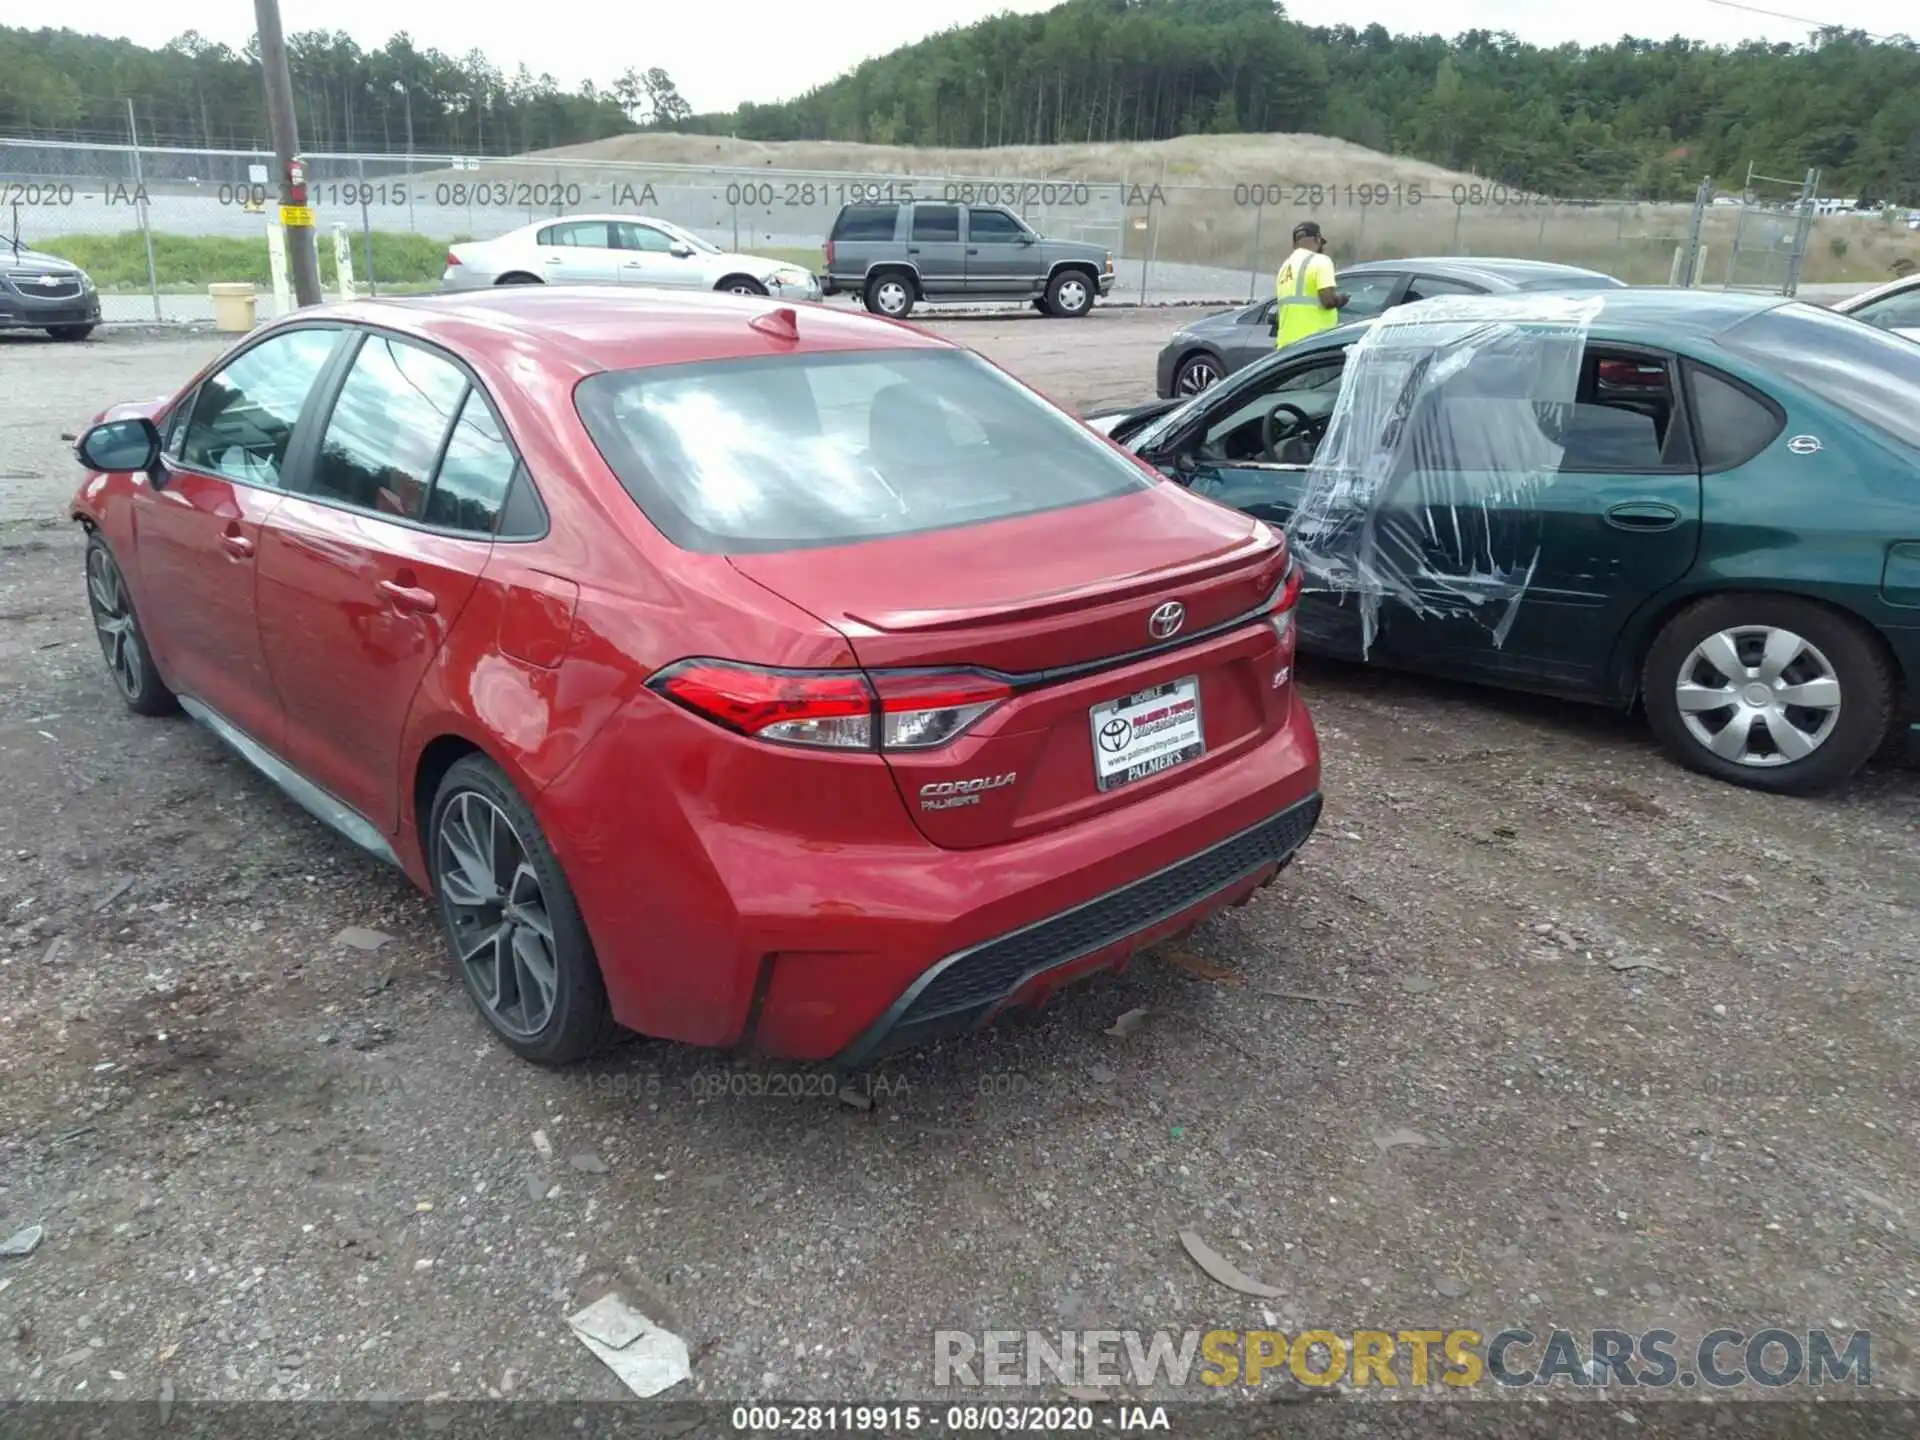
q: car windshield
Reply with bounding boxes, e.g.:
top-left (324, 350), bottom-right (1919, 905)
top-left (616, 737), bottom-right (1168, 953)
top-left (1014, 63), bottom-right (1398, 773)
top-left (1718, 302), bottom-right (1920, 451)
top-left (575, 348), bottom-right (1155, 554)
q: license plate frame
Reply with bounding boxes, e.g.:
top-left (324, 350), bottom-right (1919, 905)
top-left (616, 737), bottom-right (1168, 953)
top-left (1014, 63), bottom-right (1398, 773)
top-left (1088, 676), bottom-right (1205, 793)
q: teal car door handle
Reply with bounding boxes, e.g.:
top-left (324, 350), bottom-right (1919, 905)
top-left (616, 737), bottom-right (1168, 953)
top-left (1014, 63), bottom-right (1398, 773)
top-left (1605, 501), bottom-right (1683, 531)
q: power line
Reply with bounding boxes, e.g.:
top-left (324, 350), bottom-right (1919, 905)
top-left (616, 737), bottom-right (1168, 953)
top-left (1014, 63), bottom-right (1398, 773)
top-left (1702, 0), bottom-right (1905, 43)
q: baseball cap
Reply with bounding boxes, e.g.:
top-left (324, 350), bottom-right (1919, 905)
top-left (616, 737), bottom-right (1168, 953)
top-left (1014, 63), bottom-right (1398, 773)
top-left (1293, 221), bottom-right (1324, 242)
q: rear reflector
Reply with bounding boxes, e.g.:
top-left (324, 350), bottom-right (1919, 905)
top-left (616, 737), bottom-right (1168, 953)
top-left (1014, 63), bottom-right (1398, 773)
top-left (649, 660), bottom-right (1010, 751)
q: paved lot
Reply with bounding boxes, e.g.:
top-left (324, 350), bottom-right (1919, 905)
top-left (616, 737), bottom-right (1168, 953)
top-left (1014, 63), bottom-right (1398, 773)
top-left (2, 312), bottom-right (1918, 1410)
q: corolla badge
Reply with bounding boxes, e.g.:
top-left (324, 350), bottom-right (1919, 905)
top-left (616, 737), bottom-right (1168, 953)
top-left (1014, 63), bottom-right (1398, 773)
top-left (1786, 435), bottom-right (1822, 455)
top-left (1147, 601), bottom-right (1186, 640)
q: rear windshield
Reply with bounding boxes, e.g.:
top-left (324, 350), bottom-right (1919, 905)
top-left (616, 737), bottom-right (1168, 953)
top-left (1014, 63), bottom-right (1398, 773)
top-left (1718, 302), bottom-right (1920, 450)
top-left (574, 348), bottom-right (1155, 554)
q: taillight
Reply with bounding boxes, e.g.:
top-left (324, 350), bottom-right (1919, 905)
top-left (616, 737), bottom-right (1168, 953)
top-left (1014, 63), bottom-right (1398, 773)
top-left (1265, 564), bottom-right (1302, 650)
top-left (648, 660), bottom-right (1010, 751)
top-left (446, 251), bottom-right (462, 267)
top-left (824, 239), bottom-right (836, 267)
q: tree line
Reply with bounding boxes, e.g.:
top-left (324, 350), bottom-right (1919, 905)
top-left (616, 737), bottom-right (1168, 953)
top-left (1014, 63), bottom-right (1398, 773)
top-left (4, 2), bottom-right (1919, 204)
top-left (703, 0), bottom-right (1920, 203)
top-left (0, 25), bottom-right (688, 156)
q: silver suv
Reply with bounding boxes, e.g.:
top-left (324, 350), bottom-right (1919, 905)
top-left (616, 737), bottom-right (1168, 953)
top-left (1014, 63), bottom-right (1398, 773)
top-left (822, 201), bottom-right (1114, 319)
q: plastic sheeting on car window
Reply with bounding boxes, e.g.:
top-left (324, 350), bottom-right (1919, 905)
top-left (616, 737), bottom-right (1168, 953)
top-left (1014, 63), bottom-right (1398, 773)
top-left (1287, 292), bottom-right (1606, 654)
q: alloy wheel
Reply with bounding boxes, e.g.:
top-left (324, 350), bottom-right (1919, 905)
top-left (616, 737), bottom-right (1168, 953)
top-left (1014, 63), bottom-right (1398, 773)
top-left (1674, 625), bottom-right (1842, 767)
top-left (435, 791), bottom-right (560, 1039)
top-left (1056, 278), bottom-right (1090, 314)
top-left (86, 546), bottom-right (143, 702)
top-left (1176, 358), bottom-right (1221, 395)
top-left (875, 279), bottom-right (909, 315)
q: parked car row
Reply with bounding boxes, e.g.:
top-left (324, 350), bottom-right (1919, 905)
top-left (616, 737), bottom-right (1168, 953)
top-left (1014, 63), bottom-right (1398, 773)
top-left (58, 243), bottom-right (1920, 1074)
top-left (434, 200), bottom-right (1115, 320)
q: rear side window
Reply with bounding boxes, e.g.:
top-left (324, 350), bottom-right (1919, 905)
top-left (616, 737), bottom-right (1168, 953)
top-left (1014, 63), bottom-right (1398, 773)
top-left (424, 391), bottom-right (519, 532)
top-left (1684, 364), bottom-right (1784, 470)
top-left (574, 349), bottom-right (1154, 554)
top-left (539, 221), bottom-right (609, 248)
top-left (310, 335), bottom-right (468, 522)
top-left (968, 208), bottom-right (1025, 241)
top-left (910, 205), bottom-right (960, 242)
top-left (832, 206), bottom-right (897, 242)
top-left (1719, 303), bottom-right (1920, 450)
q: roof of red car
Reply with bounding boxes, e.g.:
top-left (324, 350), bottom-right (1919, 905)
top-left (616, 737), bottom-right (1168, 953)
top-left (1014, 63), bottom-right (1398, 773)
top-left (322, 287), bottom-right (951, 376)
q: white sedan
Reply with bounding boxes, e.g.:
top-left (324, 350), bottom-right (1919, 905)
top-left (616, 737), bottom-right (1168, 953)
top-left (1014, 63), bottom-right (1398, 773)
top-left (440, 214), bottom-right (820, 300)
top-left (1832, 272), bottom-right (1920, 342)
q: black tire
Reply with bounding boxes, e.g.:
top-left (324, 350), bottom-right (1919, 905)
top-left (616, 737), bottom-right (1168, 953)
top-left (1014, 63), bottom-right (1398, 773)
top-left (716, 274), bottom-right (767, 296)
top-left (1044, 268), bottom-right (1096, 318)
top-left (494, 272), bottom-right (542, 286)
top-left (1641, 593), bottom-right (1893, 796)
top-left (84, 533), bottom-right (176, 717)
top-left (863, 270), bottom-right (916, 319)
top-left (47, 324), bottom-right (95, 342)
top-left (1173, 352), bottom-right (1225, 395)
top-left (428, 755), bottom-right (616, 1065)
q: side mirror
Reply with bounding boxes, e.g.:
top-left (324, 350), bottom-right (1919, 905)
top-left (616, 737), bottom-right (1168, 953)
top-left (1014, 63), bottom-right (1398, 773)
top-left (76, 417), bottom-right (160, 474)
top-left (669, 242), bottom-right (694, 258)
top-left (1018, 233), bottom-right (1036, 245)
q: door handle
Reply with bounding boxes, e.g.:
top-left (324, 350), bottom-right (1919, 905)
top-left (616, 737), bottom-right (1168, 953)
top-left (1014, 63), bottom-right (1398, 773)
top-left (543, 256), bottom-right (562, 264)
top-left (1604, 501), bottom-right (1683, 532)
top-left (220, 530), bottom-right (254, 559)
top-left (378, 579), bottom-right (438, 614)
top-left (906, 246), bottom-right (921, 254)
top-left (966, 248), bottom-right (979, 255)
top-left (621, 260), bottom-right (643, 267)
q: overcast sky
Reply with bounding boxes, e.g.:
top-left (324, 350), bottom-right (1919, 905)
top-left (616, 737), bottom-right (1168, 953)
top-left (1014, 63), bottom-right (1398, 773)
top-left (4, 0), bottom-right (1910, 113)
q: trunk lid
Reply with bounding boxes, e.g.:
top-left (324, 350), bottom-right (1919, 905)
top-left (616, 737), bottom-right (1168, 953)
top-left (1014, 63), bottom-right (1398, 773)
top-left (728, 487), bottom-right (1292, 849)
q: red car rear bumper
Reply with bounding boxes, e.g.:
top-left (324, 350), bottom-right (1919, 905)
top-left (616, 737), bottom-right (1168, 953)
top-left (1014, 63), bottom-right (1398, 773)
top-left (540, 691), bottom-right (1321, 1063)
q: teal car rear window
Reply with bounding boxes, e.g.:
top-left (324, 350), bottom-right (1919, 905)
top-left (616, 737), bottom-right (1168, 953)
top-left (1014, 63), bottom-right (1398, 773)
top-left (1719, 303), bottom-right (1920, 451)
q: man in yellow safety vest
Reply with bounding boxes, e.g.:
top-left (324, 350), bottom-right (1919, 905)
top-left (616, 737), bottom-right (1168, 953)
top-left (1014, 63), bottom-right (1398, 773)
top-left (1274, 220), bottom-right (1348, 349)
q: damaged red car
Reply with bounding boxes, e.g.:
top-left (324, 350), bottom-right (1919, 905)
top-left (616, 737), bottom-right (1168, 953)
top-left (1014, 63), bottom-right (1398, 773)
top-left (68, 289), bottom-right (1322, 1066)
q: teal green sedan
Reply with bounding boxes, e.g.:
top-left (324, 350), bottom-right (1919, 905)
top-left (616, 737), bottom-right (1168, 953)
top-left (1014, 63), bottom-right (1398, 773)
top-left (1090, 290), bottom-right (1920, 795)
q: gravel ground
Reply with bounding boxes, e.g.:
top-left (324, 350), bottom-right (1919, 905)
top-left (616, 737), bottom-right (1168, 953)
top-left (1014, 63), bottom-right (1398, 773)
top-left (2, 312), bottom-right (1917, 1413)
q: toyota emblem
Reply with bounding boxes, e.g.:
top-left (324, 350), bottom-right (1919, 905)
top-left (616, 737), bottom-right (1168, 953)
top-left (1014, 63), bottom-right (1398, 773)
top-left (1098, 717), bottom-right (1133, 753)
top-left (1147, 601), bottom-right (1185, 640)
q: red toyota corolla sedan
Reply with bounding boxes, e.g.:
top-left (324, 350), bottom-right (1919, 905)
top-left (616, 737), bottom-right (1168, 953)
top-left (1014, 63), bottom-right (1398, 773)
top-left (68, 289), bottom-right (1322, 1067)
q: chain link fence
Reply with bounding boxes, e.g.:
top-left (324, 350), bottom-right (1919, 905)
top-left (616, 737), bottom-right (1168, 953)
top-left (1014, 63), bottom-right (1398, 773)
top-left (4, 138), bottom-right (1914, 323)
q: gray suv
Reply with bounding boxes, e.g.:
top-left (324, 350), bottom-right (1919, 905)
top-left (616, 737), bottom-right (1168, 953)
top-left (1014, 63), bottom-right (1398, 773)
top-left (822, 201), bottom-right (1114, 319)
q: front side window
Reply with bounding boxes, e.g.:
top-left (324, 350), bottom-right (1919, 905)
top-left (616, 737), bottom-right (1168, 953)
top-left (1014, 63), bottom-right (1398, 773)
top-left (615, 223), bottom-right (679, 254)
top-left (575, 348), bottom-right (1154, 554)
top-left (1341, 273), bottom-right (1401, 319)
top-left (1197, 357), bottom-right (1347, 466)
top-left (309, 336), bottom-right (468, 521)
top-left (968, 208), bottom-right (1027, 242)
top-left (177, 326), bottom-right (342, 488)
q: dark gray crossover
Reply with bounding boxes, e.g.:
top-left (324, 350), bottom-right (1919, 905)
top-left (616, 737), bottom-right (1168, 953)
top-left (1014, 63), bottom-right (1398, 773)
top-left (822, 201), bottom-right (1116, 319)
top-left (1154, 257), bottom-right (1624, 396)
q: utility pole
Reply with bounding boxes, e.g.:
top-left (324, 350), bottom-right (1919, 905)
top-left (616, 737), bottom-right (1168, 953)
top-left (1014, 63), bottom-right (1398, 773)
top-left (254, 0), bottom-right (322, 307)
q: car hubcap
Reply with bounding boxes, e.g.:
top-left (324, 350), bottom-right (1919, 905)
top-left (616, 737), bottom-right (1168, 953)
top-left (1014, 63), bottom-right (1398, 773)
top-left (1059, 280), bottom-right (1088, 312)
top-left (86, 548), bottom-right (142, 701)
top-left (1675, 625), bottom-right (1841, 767)
top-left (435, 792), bottom-right (559, 1039)
top-left (878, 282), bottom-right (907, 313)
top-left (1177, 359), bottom-right (1220, 394)
top-left (729, 283), bottom-right (757, 294)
